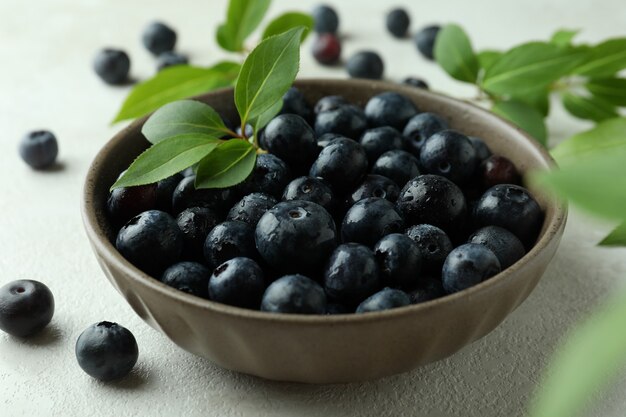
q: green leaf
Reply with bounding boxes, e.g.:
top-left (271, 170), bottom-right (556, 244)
top-left (195, 140), bottom-right (256, 188)
top-left (434, 24), bottom-right (480, 83)
top-left (216, 0), bottom-right (272, 52)
top-left (511, 87), bottom-right (551, 117)
top-left (235, 26), bottom-right (304, 127)
top-left (528, 292), bottom-right (626, 417)
top-left (562, 92), bottom-right (619, 122)
top-left (253, 99), bottom-right (283, 139)
top-left (586, 78), bottom-right (626, 106)
top-left (492, 100), bottom-right (547, 145)
top-left (262, 12), bottom-right (313, 41)
top-left (113, 62), bottom-right (240, 123)
top-left (551, 117), bottom-right (626, 167)
top-left (550, 29), bottom-right (579, 47)
top-left (482, 42), bottom-right (589, 95)
top-left (573, 38), bottom-right (626, 78)
top-left (477, 50), bottom-right (502, 71)
top-left (111, 135), bottom-right (220, 190)
top-left (142, 100), bottom-right (233, 144)
top-left (599, 222), bottom-right (626, 246)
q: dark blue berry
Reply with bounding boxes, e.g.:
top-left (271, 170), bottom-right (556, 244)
top-left (75, 322), bottom-right (138, 381)
top-left (326, 303), bottom-right (351, 314)
top-left (235, 123), bottom-right (254, 138)
top-left (208, 257), bottom-right (265, 309)
top-left (386, 8), bottom-right (410, 38)
top-left (323, 243), bottom-right (381, 305)
top-left (312, 4), bottom-right (339, 34)
top-left (442, 243), bottom-right (501, 293)
top-left (414, 25), bottom-right (441, 60)
top-left (359, 126), bottom-right (405, 164)
top-left (263, 114), bottom-right (318, 171)
top-left (405, 224), bottom-right (453, 272)
top-left (371, 150), bottom-right (420, 188)
top-left (314, 95), bottom-right (348, 114)
top-left (469, 226), bottom-right (526, 269)
top-left (142, 21), bottom-right (177, 55)
top-left (176, 207), bottom-right (219, 260)
top-left (309, 137), bottom-right (368, 194)
top-left (356, 288), bottom-right (410, 313)
top-left (342, 197), bottom-right (404, 247)
top-left (473, 184), bottom-right (543, 247)
top-left (468, 136), bottom-right (491, 161)
top-left (402, 77), bottom-right (429, 89)
top-left (408, 278), bottom-right (446, 304)
top-left (256, 201), bottom-right (337, 273)
top-left (181, 167), bottom-right (195, 177)
top-left (107, 183), bottom-right (158, 224)
top-left (161, 261), bottom-right (211, 298)
top-left (280, 87), bottom-right (313, 123)
top-left (481, 155), bottom-right (520, 188)
top-left (93, 49), bottom-right (130, 85)
top-left (312, 33), bottom-right (342, 65)
top-left (156, 51), bottom-right (188, 71)
top-left (227, 193), bottom-right (278, 226)
top-left (346, 51), bottom-right (384, 80)
top-left (373, 233), bottom-right (422, 288)
top-left (420, 130), bottom-right (477, 185)
top-left (316, 132), bottom-right (345, 149)
top-left (19, 130), bottom-right (58, 169)
top-left (282, 176), bottom-right (334, 212)
top-left (314, 104), bottom-right (368, 139)
top-left (116, 210), bottom-right (183, 275)
top-left (156, 173), bottom-right (183, 212)
top-left (172, 175), bottom-right (235, 214)
top-left (237, 154), bottom-right (292, 199)
top-left (0, 280), bottom-right (54, 337)
top-left (260, 275), bottom-right (326, 314)
top-left (345, 175), bottom-right (400, 207)
top-left (204, 221), bottom-right (257, 269)
top-left (403, 112), bottom-right (448, 156)
top-left (365, 92), bottom-right (418, 131)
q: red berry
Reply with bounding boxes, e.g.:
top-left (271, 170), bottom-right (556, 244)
top-left (481, 155), bottom-right (520, 188)
top-left (312, 34), bottom-right (341, 65)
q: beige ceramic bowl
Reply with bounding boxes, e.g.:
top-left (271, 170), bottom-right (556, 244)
top-left (82, 79), bottom-right (567, 384)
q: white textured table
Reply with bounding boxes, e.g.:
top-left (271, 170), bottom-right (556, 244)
top-left (1, 0), bottom-right (625, 416)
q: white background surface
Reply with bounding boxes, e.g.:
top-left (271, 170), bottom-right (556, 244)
top-left (1, 0), bottom-right (626, 416)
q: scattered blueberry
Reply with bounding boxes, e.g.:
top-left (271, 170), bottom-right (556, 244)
top-left (279, 87), bottom-right (314, 123)
top-left (365, 92), bottom-right (418, 131)
top-left (142, 21), bottom-right (177, 55)
top-left (172, 175), bottom-right (235, 214)
top-left (312, 33), bottom-right (342, 65)
top-left (107, 183), bottom-right (158, 224)
top-left (405, 224), bottom-right (454, 272)
top-left (309, 137), bottom-right (368, 194)
top-left (176, 207), bottom-right (219, 260)
top-left (227, 193), bottom-right (278, 226)
top-left (403, 112), bottom-right (448, 156)
top-left (371, 150), bottom-right (420, 187)
top-left (359, 126), bottom-right (405, 164)
top-left (402, 77), bottom-right (429, 89)
top-left (204, 221), bottom-right (258, 269)
top-left (414, 25), bottom-right (441, 60)
top-left (442, 243), bottom-right (501, 294)
top-left (19, 130), bottom-right (58, 169)
top-left (237, 154), bottom-right (292, 199)
top-left (468, 136), bottom-right (492, 161)
top-left (0, 280), bottom-right (54, 337)
top-left (161, 262), bottom-right (211, 298)
top-left (324, 243), bottom-right (380, 305)
top-left (480, 155), bottom-right (521, 188)
top-left (93, 49), bottom-right (130, 85)
top-left (260, 275), bottom-right (327, 314)
top-left (314, 104), bottom-right (368, 139)
top-left (469, 226), bottom-right (526, 269)
top-left (386, 8), bottom-right (410, 38)
top-left (314, 95), bottom-right (348, 114)
top-left (346, 51), bottom-right (384, 80)
top-left (373, 233), bottom-right (422, 288)
top-left (345, 174), bottom-right (400, 207)
top-left (342, 197), bottom-right (404, 247)
top-left (208, 257), bottom-right (265, 309)
top-left (312, 4), bottom-right (339, 34)
top-left (420, 130), bottom-right (478, 185)
top-left (282, 176), bottom-right (334, 212)
top-left (356, 288), bottom-right (410, 313)
top-left (263, 114), bottom-right (318, 171)
top-left (156, 51), bottom-right (188, 71)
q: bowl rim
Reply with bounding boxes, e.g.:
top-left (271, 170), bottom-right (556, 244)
top-left (82, 78), bottom-right (568, 324)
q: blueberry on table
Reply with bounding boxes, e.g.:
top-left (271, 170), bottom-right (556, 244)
top-left (442, 243), bottom-right (501, 294)
top-left (156, 51), bottom-right (188, 71)
top-left (359, 126), bottom-right (405, 164)
top-left (260, 275), bottom-right (327, 314)
top-left (342, 197), bottom-right (404, 246)
top-left (386, 8), bottom-right (410, 38)
top-left (469, 226), bottom-right (526, 269)
top-left (403, 112), bottom-right (449, 156)
top-left (171, 175), bottom-right (235, 214)
top-left (142, 21), bottom-right (177, 55)
top-left (356, 288), bottom-right (410, 313)
top-left (468, 136), bottom-right (492, 161)
top-left (176, 207), bottom-right (219, 260)
top-left (19, 130), bottom-right (58, 169)
top-left (227, 193), bottom-right (278, 226)
top-left (420, 130), bottom-right (478, 185)
top-left (236, 154), bottom-right (292, 199)
top-left (323, 243), bottom-right (381, 305)
top-left (371, 150), bottom-right (420, 188)
top-left (402, 77), bottom-right (429, 89)
top-left (407, 278), bottom-right (446, 304)
top-left (309, 137), bottom-right (368, 194)
top-left (414, 25), bottom-right (441, 60)
top-left (312, 4), bottom-right (339, 34)
top-left (314, 95), bottom-right (348, 114)
top-left (208, 257), bottom-right (266, 309)
top-left (116, 210), bottom-right (183, 275)
top-left (314, 104), bottom-right (368, 139)
top-left (0, 280), bottom-right (54, 337)
top-left (156, 173), bottom-right (183, 212)
top-left (312, 33), bottom-right (342, 65)
top-left (480, 155), bottom-right (521, 188)
top-left (204, 221), bottom-right (258, 269)
top-left (93, 49), bottom-right (130, 85)
top-left (75, 322), bottom-right (138, 381)
top-left (161, 262), bottom-right (211, 298)
top-left (262, 114), bottom-right (318, 171)
top-left (373, 233), bottom-right (422, 289)
top-left (282, 176), bottom-right (334, 212)
top-left (346, 174), bottom-right (400, 207)
top-left (405, 224), bottom-right (454, 273)
top-left (346, 51), bottom-right (384, 80)
top-left (279, 87), bottom-right (314, 123)
top-left (255, 201), bottom-right (337, 274)
top-left (107, 183), bottom-right (158, 224)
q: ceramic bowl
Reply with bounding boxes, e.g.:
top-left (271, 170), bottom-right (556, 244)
top-left (82, 79), bottom-right (567, 383)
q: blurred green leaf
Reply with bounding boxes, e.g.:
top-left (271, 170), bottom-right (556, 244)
top-left (434, 24), bottom-right (480, 83)
top-left (492, 100), bottom-right (547, 145)
top-left (599, 222), bottom-right (626, 246)
top-left (562, 93), bottom-right (619, 122)
top-left (217, 0), bottom-right (272, 52)
top-left (550, 29), bottom-right (579, 47)
top-left (262, 12), bottom-right (313, 41)
top-left (573, 38), bottom-right (626, 78)
top-left (195, 139), bottom-right (256, 188)
top-left (586, 78), bottom-right (626, 106)
top-left (477, 50), bottom-right (502, 71)
top-left (512, 87), bottom-right (551, 117)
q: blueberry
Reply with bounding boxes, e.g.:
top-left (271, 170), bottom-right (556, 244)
top-left (260, 274), bottom-right (327, 314)
top-left (75, 322), bottom-right (138, 381)
top-left (356, 288), bottom-right (410, 313)
top-left (172, 175), bottom-right (235, 214)
top-left (373, 233), bottom-right (422, 288)
top-left (386, 8), bottom-right (410, 38)
top-left (309, 137), bottom-right (368, 194)
top-left (262, 114), bottom-right (318, 171)
top-left (345, 175), bottom-right (400, 207)
top-left (405, 224), bottom-right (454, 272)
top-left (237, 154), bottom-right (292, 199)
top-left (346, 51), bottom-right (384, 80)
top-left (93, 49), bottom-right (130, 85)
top-left (316, 132), bottom-right (345, 149)
top-left (323, 243), bottom-right (380, 305)
top-left (371, 150), bottom-right (420, 188)
top-left (468, 136), bottom-right (492, 161)
top-left (312, 4), bottom-right (339, 34)
top-left (397, 175), bottom-right (467, 233)
top-left (402, 77), bottom-right (429, 89)
top-left (473, 184), bottom-right (543, 247)
top-left (19, 130), bottom-right (59, 169)
top-left (442, 243), bottom-right (501, 294)
top-left (359, 126), bottom-right (405, 164)
top-left (235, 123), bottom-right (254, 138)
top-left (282, 176), bottom-right (334, 212)
top-left (314, 104), bottom-right (368, 139)
top-left (480, 155), bottom-right (521, 188)
top-left (156, 51), bottom-right (188, 71)
top-left (365, 92), bottom-right (418, 131)
top-left (161, 261), bottom-right (211, 298)
top-left (0, 280), bottom-right (54, 337)
top-left (279, 87), bottom-right (314, 123)
top-left (314, 95), bottom-right (348, 114)
top-left (142, 21), bottom-right (177, 55)
top-left (156, 173), bottom-right (183, 212)
top-left (407, 278), bottom-right (446, 304)
top-left (414, 25), bottom-right (441, 60)
top-left (181, 167), bottom-right (195, 177)
top-left (312, 33), bottom-right (342, 65)
top-left (176, 207), bottom-right (220, 260)
top-left (208, 257), bottom-right (265, 309)
top-left (204, 221), bottom-right (257, 269)
top-left (107, 183), bottom-right (158, 224)
top-left (326, 303), bottom-right (351, 314)
top-left (256, 201), bottom-right (337, 273)
top-left (403, 112), bottom-right (449, 156)
top-left (420, 130), bottom-right (477, 185)
top-left (116, 210), bottom-right (183, 275)
top-left (227, 193), bottom-right (278, 226)
top-left (342, 197), bottom-right (404, 246)
top-left (469, 226), bottom-right (526, 269)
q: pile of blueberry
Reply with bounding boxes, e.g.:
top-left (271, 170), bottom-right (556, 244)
top-left (109, 88), bottom-right (543, 315)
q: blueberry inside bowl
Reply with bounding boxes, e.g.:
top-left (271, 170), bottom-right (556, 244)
top-left (82, 79), bottom-right (566, 383)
